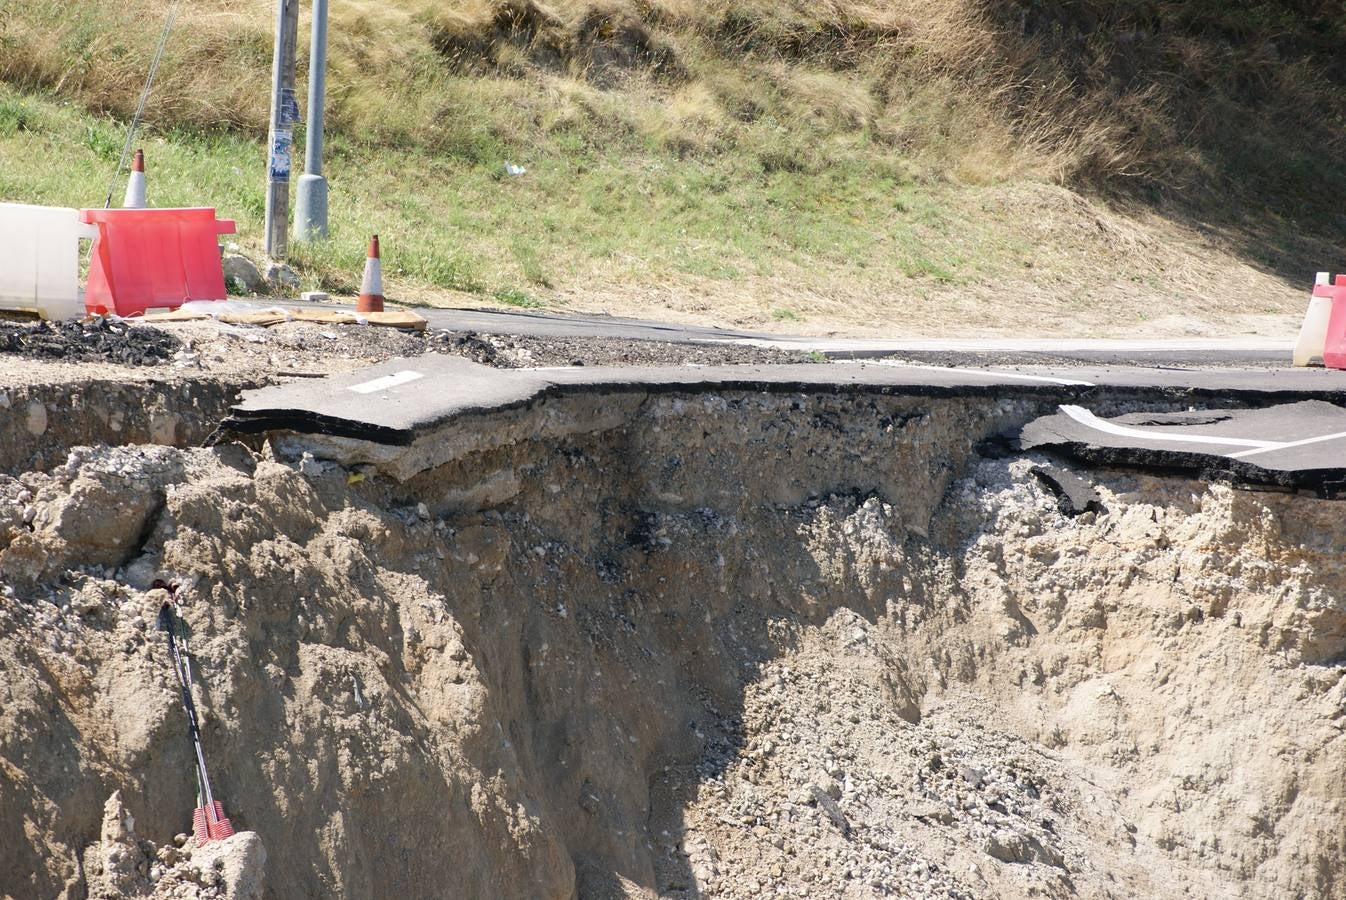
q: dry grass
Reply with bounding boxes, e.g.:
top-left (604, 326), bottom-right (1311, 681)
top-left (7, 0), bottom-right (1343, 208)
top-left (1, 0), bottom-right (1343, 337)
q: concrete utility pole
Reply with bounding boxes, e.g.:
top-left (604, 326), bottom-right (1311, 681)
top-left (294, 0), bottom-right (329, 242)
top-left (264, 0), bottom-right (300, 259)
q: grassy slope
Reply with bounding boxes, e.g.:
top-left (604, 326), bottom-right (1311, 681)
top-left (0, 1), bottom-right (1343, 336)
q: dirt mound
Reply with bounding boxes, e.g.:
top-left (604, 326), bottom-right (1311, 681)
top-left (0, 318), bottom-right (181, 366)
top-left (1, 388), bottom-right (1343, 898)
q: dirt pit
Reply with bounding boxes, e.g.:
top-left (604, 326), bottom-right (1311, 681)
top-left (0, 383), bottom-right (1343, 899)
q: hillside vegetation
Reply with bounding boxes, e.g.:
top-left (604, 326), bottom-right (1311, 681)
top-left (1, 0), bottom-right (1344, 335)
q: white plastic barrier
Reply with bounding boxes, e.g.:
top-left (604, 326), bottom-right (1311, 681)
top-left (1293, 272), bottom-right (1333, 367)
top-left (0, 203), bottom-right (98, 320)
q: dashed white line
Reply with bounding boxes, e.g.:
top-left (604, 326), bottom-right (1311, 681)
top-left (347, 370), bottom-right (424, 394)
top-left (866, 362), bottom-right (1096, 387)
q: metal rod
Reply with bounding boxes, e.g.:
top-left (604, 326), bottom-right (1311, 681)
top-left (305, 0), bottom-right (327, 179)
top-left (103, 0), bottom-right (180, 210)
top-left (295, 0), bottom-right (330, 242)
top-left (160, 605), bottom-right (216, 812)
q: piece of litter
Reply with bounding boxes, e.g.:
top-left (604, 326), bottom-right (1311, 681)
top-left (504, 162), bottom-right (527, 177)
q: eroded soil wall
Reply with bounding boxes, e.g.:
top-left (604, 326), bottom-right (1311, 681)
top-left (0, 389), bottom-right (1342, 899)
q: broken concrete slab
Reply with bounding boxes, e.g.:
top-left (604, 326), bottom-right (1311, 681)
top-left (1020, 400), bottom-right (1346, 497)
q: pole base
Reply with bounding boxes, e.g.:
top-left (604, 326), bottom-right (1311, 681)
top-left (294, 173), bottom-right (329, 242)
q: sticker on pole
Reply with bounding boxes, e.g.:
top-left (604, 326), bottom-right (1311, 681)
top-left (269, 130), bottom-right (293, 181)
top-left (281, 88), bottom-right (301, 126)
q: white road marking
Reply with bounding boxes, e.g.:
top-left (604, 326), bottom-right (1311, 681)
top-left (1228, 431), bottom-right (1346, 459)
top-left (736, 337), bottom-right (1293, 353)
top-left (867, 362), bottom-right (1096, 387)
top-left (1058, 405), bottom-right (1278, 449)
top-left (348, 370), bottom-right (424, 394)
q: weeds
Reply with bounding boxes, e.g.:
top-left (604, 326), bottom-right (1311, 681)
top-left (0, 99), bottom-right (32, 135)
top-left (81, 121), bottom-right (121, 161)
top-left (493, 287), bottom-right (545, 308)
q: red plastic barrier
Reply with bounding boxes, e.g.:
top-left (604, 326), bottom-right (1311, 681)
top-left (1322, 275), bottom-right (1346, 370)
top-left (80, 208), bottom-right (236, 316)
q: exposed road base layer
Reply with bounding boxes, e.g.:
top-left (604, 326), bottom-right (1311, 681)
top-left (223, 356), bottom-right (1346, 482)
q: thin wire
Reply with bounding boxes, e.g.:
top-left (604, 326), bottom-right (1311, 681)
top-left (102, 0), bottom-right (182, 209)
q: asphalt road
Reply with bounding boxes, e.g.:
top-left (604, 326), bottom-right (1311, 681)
top-left (417, 307), bottom-right (1296, 365)
top-left (221, 303), bottom-right (1346, 495)
top-left (255, 299), bottom-right (1300, 367)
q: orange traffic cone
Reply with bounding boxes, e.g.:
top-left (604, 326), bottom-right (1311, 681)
top-left (357, 235), bottom-right (384, 313)
top-left (123, 149), bottom-right (146, 209)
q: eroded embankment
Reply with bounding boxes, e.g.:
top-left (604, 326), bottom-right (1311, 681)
top-left (0, 374), bottom-right (252, 475)
top-left (0, 388), bottom-right (1343, 899)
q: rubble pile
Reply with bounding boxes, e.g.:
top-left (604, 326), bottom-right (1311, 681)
top-left (0, 318), bottom-right (181, 365)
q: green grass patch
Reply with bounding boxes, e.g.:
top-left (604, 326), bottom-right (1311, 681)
top-left (0, 98), bottom-right (34, 135)
top-left (0, 81), bottom-right (1007, 308)
top-left (492, 287), bottom-right (544, 309)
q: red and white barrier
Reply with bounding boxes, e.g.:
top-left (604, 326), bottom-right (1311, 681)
top-left (1295, 273), bottom-right (1346, 369)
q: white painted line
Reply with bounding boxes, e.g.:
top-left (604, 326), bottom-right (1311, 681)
top-left (735, 337), bottom-right (1294, 353)
top-left (348, 370), bottom-right (424, 394)
top-left (1058, 405), bottom-right (1278, 449)
top-left (865, 361), bottom-right (1095, 387)
top-left (1227, 431), bottom-right (1346, 459)
top-left (927, 368), bottom-right (1096, 388)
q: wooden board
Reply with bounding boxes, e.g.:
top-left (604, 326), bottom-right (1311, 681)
top-left (141, 306), bottom-right (428, 330)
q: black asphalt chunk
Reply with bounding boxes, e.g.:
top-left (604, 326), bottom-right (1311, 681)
top-left (1020, 401), bottom-right (1346, 498)
top-left (1030, 465), bottom-right (1104, 517)
top-left (0, 319), bottom-right (180, 365)
top-left (811, 786), bottom-right (852, 838)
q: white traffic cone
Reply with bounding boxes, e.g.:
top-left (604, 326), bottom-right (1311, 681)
top-left (123, 149), bottom-right (147, 209)
top-left (357, 235), bottom-right (384, 313)
top-left (1292, 272), bottom-right (1332, 366)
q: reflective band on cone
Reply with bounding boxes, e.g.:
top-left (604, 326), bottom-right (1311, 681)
top-left (357, 235), bottom-right (384, 313)
top-left (207, 801), bottom-right (235, 841)
top-left (192, 802), bottom-right (235, 845)
top-left (192, 806), bottom-right (210, 846)
top-left (123, 150), bottom-right (146, 209)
